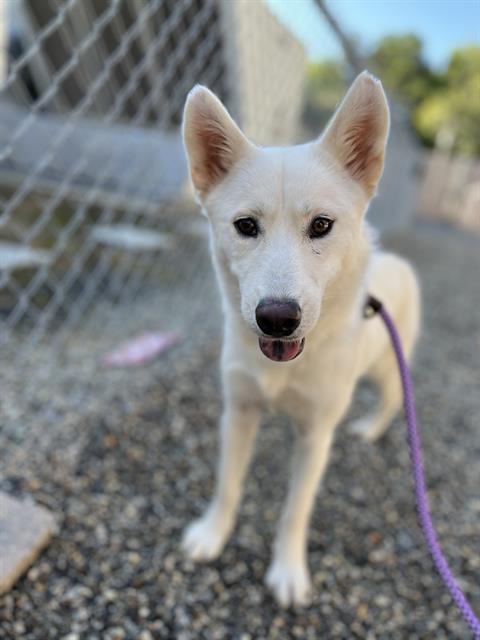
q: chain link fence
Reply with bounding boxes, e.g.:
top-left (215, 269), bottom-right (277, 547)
top-left (0, 0), bottom-right (419, 389)
top-left (0, 0), bottom-right (305, 364)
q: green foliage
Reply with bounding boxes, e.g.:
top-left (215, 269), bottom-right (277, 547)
top-left (304, 36), bottom-right (480, 156)
top-left (446, 46), bottom-right (480, 86)
top-left (412, 47), bottom-right (480, 155)
top-left (368, 37), bottom-right (480, 155)
top-left (414, 71), bottom-right (480, 155)
top-left (368, 34), bottom-right (441, 106)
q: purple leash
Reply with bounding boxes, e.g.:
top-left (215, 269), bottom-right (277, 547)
top-left (366, 295), bottom-right (480, 639)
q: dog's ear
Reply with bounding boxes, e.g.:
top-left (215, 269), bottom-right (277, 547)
top-left (183, 86), bottom-right (252, 199)
top-left (321, 71), bottom-right (390, 196)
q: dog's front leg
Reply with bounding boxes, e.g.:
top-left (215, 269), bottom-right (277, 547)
top-left (182, 400), bottom-right (260, 562)
top-left (266, 419), bottom-right (337, 607)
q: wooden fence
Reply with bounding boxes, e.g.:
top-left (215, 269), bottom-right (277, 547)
top-left (417, 150), bottom-right (480, 234)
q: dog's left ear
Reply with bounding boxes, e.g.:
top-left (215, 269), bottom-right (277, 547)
top-left (183, 86), bottom-right (253, 200)
top-left (321, 71), bottom-right (390, 196)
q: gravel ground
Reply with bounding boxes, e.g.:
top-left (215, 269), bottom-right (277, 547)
top-left (1, 221), bottom-right (479, 639)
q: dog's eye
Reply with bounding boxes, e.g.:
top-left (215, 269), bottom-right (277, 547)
top-left (308, 216), bottom-right (334, 239)
top-left (234, 217), bottom-right (259, 238)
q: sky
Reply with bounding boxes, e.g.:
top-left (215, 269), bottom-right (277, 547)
top-left (266, 0), bottom-right (479, 69)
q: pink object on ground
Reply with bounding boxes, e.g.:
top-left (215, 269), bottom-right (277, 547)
top-left (102, 331), bottom-right (180, 367)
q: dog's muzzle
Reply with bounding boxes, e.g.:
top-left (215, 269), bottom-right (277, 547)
top-left (255, 298), bottom-right (301, 337)
top-left (255, 299), bottom-right (304, 362)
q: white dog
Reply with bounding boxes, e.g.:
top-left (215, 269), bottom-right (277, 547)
top-left (181, 72), bottom-right (420, 607)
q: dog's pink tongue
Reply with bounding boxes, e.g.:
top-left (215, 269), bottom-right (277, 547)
top-left (259, 338), bottom-right (305, 362)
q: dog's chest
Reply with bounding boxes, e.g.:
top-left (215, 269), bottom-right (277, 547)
top-left (255, 369), bottom-right (316, 426)
top-left (254, 337), bottom-right (358, 418)
top-left (257, 366), bottom-right (291, 402)
top-left (256, 361), bottom-right (313, 413)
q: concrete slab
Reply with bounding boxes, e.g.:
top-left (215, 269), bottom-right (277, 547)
top-left (0, 101), bottom-right (189, 211)
top-left (0, 492), bottom-right (56, 594)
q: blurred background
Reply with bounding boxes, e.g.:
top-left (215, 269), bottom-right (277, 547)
top-left (0, 1), bottom-right (478, 638)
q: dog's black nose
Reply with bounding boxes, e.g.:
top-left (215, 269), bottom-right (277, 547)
top-left (255, 299), bottom-right (301, 337)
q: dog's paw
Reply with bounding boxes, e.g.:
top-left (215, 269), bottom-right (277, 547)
top-left (181, 514), bottom-right (231, 562)
top-left (348, 417), bottom-right (382, 442)
top-left (265, 560), bottom-right (311, 608)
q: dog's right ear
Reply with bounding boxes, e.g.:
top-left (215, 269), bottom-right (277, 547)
top-left (183, 86), bottom-right (252, 199)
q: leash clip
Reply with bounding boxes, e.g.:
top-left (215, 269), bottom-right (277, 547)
top-left (364, 294), bottom-right (383, 319)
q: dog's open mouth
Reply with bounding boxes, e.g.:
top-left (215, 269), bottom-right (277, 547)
top-left (258, 337), bottom-right (305, 362)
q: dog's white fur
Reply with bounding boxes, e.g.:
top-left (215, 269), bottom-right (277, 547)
top-left (181, 72), bottom-right (420, 607)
